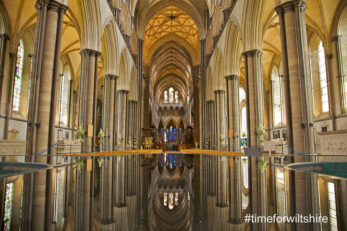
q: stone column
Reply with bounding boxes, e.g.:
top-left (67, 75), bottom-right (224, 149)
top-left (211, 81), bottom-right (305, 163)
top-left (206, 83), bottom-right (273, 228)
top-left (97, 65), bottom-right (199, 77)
top-left (193, 66), bottom-right (200, 142)
top-left (143, 74), bottom-right (150, 129)
top-left (116, 90), bottom-right (128, 147)
top-left (243, 49), bottom-right (267, 231)
top-left (276, 2), bottom-right (316, 230)
top-left (214, 90), bottom-right (226, 150)
top-left (214, 90), bottom-right (228, 208)
top-left (114, 90), bottom-right (128, 208)
top-left (137, 39), bottom-right (143, 148)
top-left (242, 50), bottom-right (264, 146)
top-left (102, 74), bottom-right (117, 151)
top-left (78, 49), bottom-right (100, 152)
top-left (200, 40), bottom-right (207, 148)
top-left (225, 75), bottom-right (240, 151)
top-left (29, 1), bottom-right (67, 230)
top-left (332, 35), bottom-right (346, 114)
top-left (0, 34), bottom-right (9, 111)
top-left (225, 75), bottom-right (242, 225)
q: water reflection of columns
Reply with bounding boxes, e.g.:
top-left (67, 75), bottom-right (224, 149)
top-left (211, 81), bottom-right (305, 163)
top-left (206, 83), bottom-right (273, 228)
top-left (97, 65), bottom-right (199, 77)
top-left (100, 157), bottom-right (114, 225)
top-left (243, 49), bottom-right (267, 231)
top-left (115, 156), bottom-right (126, 207)
top-left (276, 2), bottom-right (315, 230)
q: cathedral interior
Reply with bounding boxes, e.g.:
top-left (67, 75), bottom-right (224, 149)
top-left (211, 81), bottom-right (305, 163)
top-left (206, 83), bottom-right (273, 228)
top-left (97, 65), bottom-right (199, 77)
top-left (0, 0), bottom-right (347, 230)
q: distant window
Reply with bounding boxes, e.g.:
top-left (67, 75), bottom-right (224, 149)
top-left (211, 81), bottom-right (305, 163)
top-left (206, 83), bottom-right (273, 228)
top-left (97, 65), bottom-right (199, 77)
top-left (239, 87), bottom-right (245, 102)
top-left (272, 66), bottom-right (283, 127)
top-left (4, 183), bottom-right (14, 231)
top-left (13, 40), bottom-right (24, 111)
top-left (58, 72), bottom-right (71, 126)
top-left (318, 42), bottom-right (329, 112)
top-left (327, 182), bottom-right (338, 231)
top-left (169, 87), bottom-right (174, 103)
top-left (174, 91), bottom-right (178, 103)
top-left (241, 106), bottom-right (247, 137)
top-left (164, 91), bottom-right (168, 103)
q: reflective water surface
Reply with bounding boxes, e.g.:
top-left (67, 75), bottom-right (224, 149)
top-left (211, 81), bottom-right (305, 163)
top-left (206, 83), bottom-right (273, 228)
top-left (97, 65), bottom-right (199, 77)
top-left (1, 153), bottom-right (347, 231)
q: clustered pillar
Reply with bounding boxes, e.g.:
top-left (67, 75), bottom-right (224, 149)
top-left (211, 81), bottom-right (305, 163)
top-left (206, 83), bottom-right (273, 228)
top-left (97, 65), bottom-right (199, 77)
top-left (243, 49), bottom-right (267, 231)
top-left (276, 1), bottom-right (317, 230)
top-left (225, 75), bottom-right (242, 225)
top-left (102, 74), bottom-right (118, 151)
top-left (28, 1), bottom-right (67, 230)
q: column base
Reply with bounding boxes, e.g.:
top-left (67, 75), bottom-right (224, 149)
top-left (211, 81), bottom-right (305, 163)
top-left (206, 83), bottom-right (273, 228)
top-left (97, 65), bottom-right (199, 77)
top-left (114, 202), bottom-right (127, 208)
top-left (228, 218), bottom-right (243, 224)
top-left (94, 219), bottom-right (115, 231)
top-left (216, 203), bottom-right (228, 208)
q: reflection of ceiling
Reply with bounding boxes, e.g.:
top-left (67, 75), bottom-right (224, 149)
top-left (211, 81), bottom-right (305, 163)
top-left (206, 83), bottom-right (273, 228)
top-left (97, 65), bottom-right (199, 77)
top-left (144, 6), bottom-right (199, 57)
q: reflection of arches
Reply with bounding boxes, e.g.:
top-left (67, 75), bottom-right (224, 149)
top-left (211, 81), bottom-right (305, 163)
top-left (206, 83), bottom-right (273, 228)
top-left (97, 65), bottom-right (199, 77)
top-left (166, 120), bottom-right (176, 129)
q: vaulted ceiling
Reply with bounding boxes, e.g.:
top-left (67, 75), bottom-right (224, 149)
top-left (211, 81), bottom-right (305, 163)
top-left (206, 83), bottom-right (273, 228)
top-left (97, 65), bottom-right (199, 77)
top-left (143, 5), bottom-right (200, 105)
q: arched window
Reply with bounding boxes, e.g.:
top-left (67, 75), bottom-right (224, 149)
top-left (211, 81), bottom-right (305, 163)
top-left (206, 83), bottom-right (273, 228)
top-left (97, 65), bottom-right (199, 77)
top-left (318, 42), bottom-right (329, 113)
top-left (239, 87), bottom-right (245, 102)
top-left (174, 91), bottom-right (178, 103)
top-left (241, 106), bottom-right (247, 138)
top-left (169, 87), bottom-right (174, 103)
top-left (271, 66), bottom-right (283, 127)
top-left (57, 68), bottom-right (71, 127)
top-left (12, 40), bottom-right (24, 112)
top-left (164, 91), bottom-right (168, 103)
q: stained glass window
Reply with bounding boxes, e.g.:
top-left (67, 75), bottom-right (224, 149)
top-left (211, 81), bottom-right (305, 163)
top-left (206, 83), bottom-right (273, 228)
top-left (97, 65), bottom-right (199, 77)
top-left (58, 72), bottom-right (71, 126)
top-left (175, 91), bottom-right (178, 103)
top-left (169, 87), bottom-right (174, 103)
top-left (272, 66), bottom-right (282, 127)
top-left (327, 182), bottom-right (338, 231)
top-left (13, 40), bottom-right (24, 111)
top-left (164, 91), bottom-right (168, 103)
top-left (239, 87), bottom-right (245, 102)
top-left (4, 183), bottom-right (14, 231)
top-left (318, 42), bottom-right (329, 113)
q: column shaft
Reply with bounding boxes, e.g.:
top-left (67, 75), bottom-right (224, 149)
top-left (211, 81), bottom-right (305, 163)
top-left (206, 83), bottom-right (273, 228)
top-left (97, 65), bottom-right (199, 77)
top-left (102, 75), bottom-right (117, 151)
top-left (78, 49), bottom-right (100, 152)
top-left (116, 90), bottom-right (129, 147)
top-left (276, 1), bottom-right (316, 230)
top-left (30, 2), bottom-right (67, 230)
top-left (243, 49), bottom-right (267, 231)
top-left (215, 90), bottom-right (226, 150)
top-left (0, 34), bottom-right (9, 113)
top-left (137, 39), bottom-right (143, 148)
top-left (332, 35), bottom-right (346, 113)
top-left (226, 75), bottom-right (240, 151)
